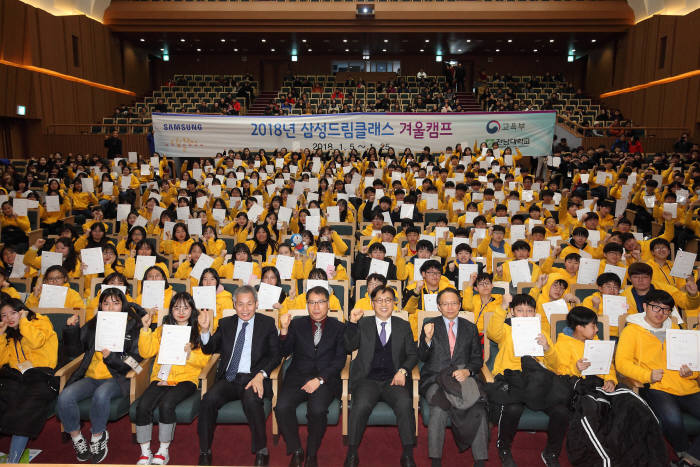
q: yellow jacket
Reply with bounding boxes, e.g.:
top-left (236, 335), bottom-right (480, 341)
top-left (217, 261), bottom-right (262, 281)
top-left (25, 284), bottom-right (85, 309)
top-left (23, 248), bottom-right (82, 279)
top-left (461, 290), bottom-right (503, 333)
top-left (549, 333), bottom-right (617, 383)
top-left (138, 326), bottom-right (210, 385)
top-left (0, 314), bottom-right (58, 369)
top-left (616, 313), bottom-right (699, 396)
top-left (0, 215), bottom-right (31, 234)
top-left (486, 306), bottom-right (558, 376)
top-left (174, 257), bottom-right (224, 288)
top-left (403, 276), bottom-right (453, 339)
top-left (162, 238), bottom-right (195, 258)
top-left (68, 191), bottom-right (98, 210)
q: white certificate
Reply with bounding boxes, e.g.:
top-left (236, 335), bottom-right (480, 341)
top-left (45, 195), bottom-right (60, 213)
top-left (275, 255), bottom-right (295, 280)
top-left (521, 190), bottom-right (534, 203)
top-left (643, 196), bottom-right (656, 208)
top-left (511, 317), bottom-right (544, 357)
top-left (141, 280), bottom-right (165, 310)
top-left (187, 219), bottom-right (203, 237)
top-left (423, 194), bottom-right (439, 210)
top-left (81, 247), bottom-right (105, 275)
top-left (151, 206), bottom-right (165, 223)
top-left (117, 204), bottom-right (131, 221)
top-left (603, 264), bottom-right (627, 284)
top-left (192, 286), bottom-right (217, 310)
top-left (120, 176), bottom-right (131, 191)
top-left (458, 263), bottom-right (478, 290)
top-left (509, 259), bottom-right (532, 288)
top-left (233, 261), bottom-right (254, 283)
top-left (581, 340), bottom-right (616, 376)
top-left (134, 255), bottom-right (156, 281)
top-left (40, 251), bottom-right (63, 275)
top-left (326, 206), bottom-right (340, 222)
top-left (10, 254), bottom-right (26, 279)
top-left (413, 258), bottom-right (429, 282)
top-left (101, 284), bottom-right (127, 295)
top-left (579, 174), bottom-right (590, 184)
top-left (424, 293), bottom-right (438, 312)
top-left (277, 206), bottom-right (293, 224)
top-left (463, 211), bottom-right (478, 225)
top-left (102, 181), bottom-right (114, 196)
top-left (663, 202), bottom-right (678, 219)
top-left (315, 252), bottom-right (335, 272)
top-left (670, 250), bottom-right (696, 279)
top-left (176, 206), bottom-right (190, 220)
top-left (400, 204), bottom-right (415, 219)
top-left (190, 254), bottom-right (215, 281)
top-left (382, 242), bottom-right (398, 258)
top-left (38, 284), bottom-right (68, 308)
top-left (212, 208), bottom-right (226, 224)
top-left (541, 299), bottom-right (569, 325)
top-left (196, 196), bottom-right (208, 209)
top-left (306, 279), bottom-right (329, 293)
top-left (95, 311), bottom-right (128, 353)
top-left (157, 325), bottom-right (192, 366)
top-left (368, 258), bottom-right (390, 277)
top-left (510, 225), bottom-right (526, 241)
top-left (258, 282), bottom-right (282, 310)
top-left (587, 230), bottom-right (601, 247)
top-left (577, 258), bottom-right (601, 285)
top-left (602, 294), bottom-right (628, 324)
top-left (82, 177), bottom-right (95, 193)
top-left (140, 164), bottom-right (151, 176)
top-left (248, 204), bottom-right (265, 223)
top-left (128, 151), bottom-right (138, 163)
top-left (532, 241), bottom-right (551, 262)
top-left (451, 237), bottom-right (470, 257)
top-left (306, 216), bottom-right (321, 236)
top-left (666, 329), bottom-right (700, 371)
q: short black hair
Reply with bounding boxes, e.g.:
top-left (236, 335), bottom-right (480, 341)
top-left (420, 259), bottom-right (442, 274)
top-left (511, 240), bottom-right (531, 252)
top-left (603, 242), bottom-right (623, 254)
top-left (596, 272), bottom-right (621, 288)
top-left (371, 285), bottom-right (396, 300)
top-left (566, 306), bottom-right (599, 330)
top-left (644, 289), bottom-right (675, 309)
top-left (572, 226), bottom-right (589, 237)
top-left (307, 285), bottom-right (330, 301)
top-left (437, 287), bottom-right (461, 304)
top-left (368, 242), bottom-right (387, 254)
top-left (416, 239), bottom-right (435, 252)
top-left (564, 253), bottom-right (581, 262)
top-left (510, 293), bottom-right (536, 310)
top-left (628, 262), bottom-right (653, 277)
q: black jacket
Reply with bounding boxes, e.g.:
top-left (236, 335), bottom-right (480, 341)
top-left (63, 303), bottom-right (146, 397)
top-left (352, 252), bottom-right (398, 281)
top-left (104, 136), bottom-right (122, 158)
top-left (202, 313), bottom-right (281, 397)
top-left (280, 316), bottom-right (346, 394)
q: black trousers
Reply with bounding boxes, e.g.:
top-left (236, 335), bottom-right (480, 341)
top-left (496, 402), bottom-right (570, 454)
top-left (274, 379), bottom-right (337, 456)
top-left (134, 381), bottom-right (196, 426)
top-left (198, 376), bottom-right (267, 454)
top-left (348, 378), bottom-right (415, 448)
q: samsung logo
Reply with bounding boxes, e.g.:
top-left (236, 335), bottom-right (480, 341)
top-left (162, 123), bottom-right (203, 131)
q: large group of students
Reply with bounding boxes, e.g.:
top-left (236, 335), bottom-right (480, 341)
top-left (0, 138), bottom-right (699, 467)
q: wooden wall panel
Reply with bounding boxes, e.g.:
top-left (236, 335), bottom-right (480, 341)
top-left (1, 0), bottom-right (26, 63)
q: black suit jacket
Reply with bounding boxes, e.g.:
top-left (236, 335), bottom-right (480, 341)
top-left (344, 316), bottom-right (417, 385)
top-left (202, 313), bottom-right (281, 394)
top-left (417, 316), bottom-right (483, 395)
top-left (280, 316), bottom-right (347, 392)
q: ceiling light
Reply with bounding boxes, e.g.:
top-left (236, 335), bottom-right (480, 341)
top-left (420, 49), bottom-right (424, 52)
top-left (466, 39), bottom-right (471, 43)
top-left (233, 48), bottom-right (238, 52)
top-left (571, 49), bottom-right (576, 52)
top-left (457, 49), bottom-right (462, 52)
top-left (140, 38), bottom-right (145, 42)
top-left (382, 48), bottom-right (387, 52)
top-left (343, 39), bottom-right (348, 43)
top-left (160, 48), bottom-right (164, 51)
top-left (302, 39), bottom-right (307, 43)
top-left (549, 39), bottom-right (555, 43)
top-left (384, 39), bottom-right (389, 43)
top-left (261, 39), bottom-right (266, 43)
top-left (220, 39), bottom-right (226, 43)
top-left (345, 48), bottom-right (349, 52)
top-left (591, 39), bottom-right (597, 43)
top-left (507, 39), bottom-right (512, 43)
top-left (533, 49), bottom-right (538, 52)
top-left (362, 7), bottom-right (368, 12)
top-left (271, 48), bottom-right (276, 52)
top-left (308, 48), bottom-right (312, 52)
top-left (180, 38), bottom-right (185, 42)
top-left (425, 39), bottom-right (430, 43)
top-left (496, 49), bottom-right (500, 52)
top-left (196, 48), bottom-right (201, 52)
top-left (291, 54), bottom-right (298, 62)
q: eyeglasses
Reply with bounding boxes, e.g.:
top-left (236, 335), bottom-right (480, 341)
top-left (438, 301), bottom-right (461, 308)
top-left (372, 298), bottom-right (395, 305)
top-left (476, 281), bottom-right (492, 287)
top-left (307, 299), bottom-right (328, 307)
top-left (173, 306), bottom-right (191, 312)
top-left (44, 276), bottom-right (64, 284)
top-left (648, 303), bottom-right (672, 316)
top-left (423, 271), bottom-right (441, 276)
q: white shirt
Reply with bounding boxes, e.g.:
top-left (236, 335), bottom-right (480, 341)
top-left (375, 316), bottom-right (392, 341)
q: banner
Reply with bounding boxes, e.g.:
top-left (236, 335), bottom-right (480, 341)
top-left (152, 111), bottom-right (556, 159)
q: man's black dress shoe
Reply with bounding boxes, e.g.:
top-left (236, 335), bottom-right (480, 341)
top-left (400, 454), bottom-right (417, 467)
top-left (255, 452), bottom-right (270, 466)
top-left (198, 452), bottom-right (211, 466)
top-left (305, 455), bottom-right (318, 467)
top-left (343, 453), bottom-right (359, 467)
top-left (289, 449), bottom-right (304, 467)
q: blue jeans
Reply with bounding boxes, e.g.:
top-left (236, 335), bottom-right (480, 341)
top-left (642, 389), bottom-right (700, 457)
top-left (56, 378), bottom-right (122, 434)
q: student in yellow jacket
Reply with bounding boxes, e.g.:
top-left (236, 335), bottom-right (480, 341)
top-left (485, 293), bottom-right (564, 466)
top-left (220, 212), bottom-right (252, 244)
top-left (548, 306), bottom-right (617, 391)
top-left (217, 243), bottom-right (262, 283)
top-left (174, 241), bottom-right (225, 289)
top-left (0, 201), bottom-right (31, 234)
top-left (85, 272), bottom-right (134, 322)
top-left (162, 223), bottom-right (195, 270)
top-left (622, 262), bottom-right (700, 316)
top-left (461, 271), bottom-right (505, 333)
top-left (615, 289), bottom-right (700, 463)
top-left (0, 245), bottom-right (37, 279)
top-left (24, 237), bottom-right (82, 280)
top-left (135, 266), bottom-right (175, 325)
top-left (0, 299), bottom-right (59, 463)
top-left (199, 268), bottom-right (234, 328)
top-left (135, 291), bottom-right (211, 465)
top-left (476, 225), bottom-right (512, 274)
top-left (25, 265), bottom-right (85, 309)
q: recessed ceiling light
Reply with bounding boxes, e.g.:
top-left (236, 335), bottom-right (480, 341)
top-left (571, 49), bottom-right (576, 52)
top-left (196, 48), bottom-right (201, 52)
top-left (261, 39), bottom-right (266, 43)
top-left (140, 38), bottom-right (145, 42)
top-left (549, 39), bottom-right (555, 43)
top-left (160, 48), bottom-right (164, 51)
top-left (343, 39), bottom-right (348, 43)
top-left (457, 49), bottom-right (462, 52)
top-left (302, 39), bottom-right (307, 43)
top-left (496, 49), bottom-right (500, 52)
top-left (345, 48), bottom-right (349, 52)
top-left (382, 48), bottom-right (387, 52)
top-left (533, 48), bottom-right (538, 52)
top-left (180, 38), bottom-right (185, 42)
top-left (233, 48), bottom-right (238, 52)
top-left (271, 48), bottom-right (276, 52)
top-left (591, 39), bottom-right (597, 43)
top-left (384, 39), bottom-right (388, 43)
top-left (308, 48), bottom-right (312, 52)
top-left (466, 39), bottom-right (471, 43)
top-left (220, 39), bottom-right (226, 43)
top-left (420, 49), bottom-right (424, 52)
top-left (507, 39), bottom-right (512, 43)
top-left (425, 39), bottom-right (430, 43)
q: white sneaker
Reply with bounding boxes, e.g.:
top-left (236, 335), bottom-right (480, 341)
top-left (137, 453), bottom-right (152, 465)
top-left (152, 452), bottom-right (169, 465)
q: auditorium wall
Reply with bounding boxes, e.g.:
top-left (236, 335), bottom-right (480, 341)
top-left (584, 10), bottom-right (700, 138)
top-left (0, 0), bottom-right (151, 156)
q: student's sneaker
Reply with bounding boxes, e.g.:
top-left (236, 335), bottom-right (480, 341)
top-left (498, 447), bottom-right (517, 467)
top-left (90, 431), bottom-right (109, 464)
top-left (72, 436), bottom-right (91, 462)
top-left (152, 452), bottom-right (169, 465)
top-left (137, 453), bottom-right (153, 465)
top-left (540, 450), bottom-right (561, 467)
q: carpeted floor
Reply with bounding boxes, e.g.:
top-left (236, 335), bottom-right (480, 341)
top-left (0, 416), bottom-right (574, 466)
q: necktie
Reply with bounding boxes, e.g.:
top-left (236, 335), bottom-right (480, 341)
top-left (448, 320), bottom-right (456, 357)
top-left (379, 322), bottom-right (387, 347)
top-left (313, 321), bottom-right (322, 347)
top-left (225, 321), bottom-right (249, 382)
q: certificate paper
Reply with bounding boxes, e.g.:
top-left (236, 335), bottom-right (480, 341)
top-left (134, 255), bottom-right (156, 281)
top-left (508, 259), bottom-right (532, 288)
top-left (511, 317), bottom-right (544, 357)
top-left (275, 255), bottom-right (295, 280)
top-left (38, 284), bottom-right (68, 308)
top-left (602, 294), bottom-right (628, 324)
top-left (141, 280), bottom-right (166, 311)
top-left (458, 263), bottom-right (478, 290)
top-left (670, 250), bottom-right (696, 279)
top-left (315, 252), bottom-right (335, 273)
top-left (41, 251), bottom-right (63, 275)
top-left (576, 258), bottom-right (601, 285)
top-left (257, 282), bottom-right (282, 310)
top-left (423, 293), bottom-right (438, 312)
top-left (232, 261), bottom-right (254, 283)
top-left (368, 258), bottom-right (390, 277)
top-left (95, 311), bottom-right (128, 352)
top-left (190, 254), bottom-right (215, 281)
top-left (192, 286), bottom-right (217, 310)
top-left (603, 264), bottom-right (627, 284)
top-left (541, 299), bottom-right (568, 325)
top-left (81, 247), bottom-right (105, 275)
top-left (666, 329), bottom-right (700, 371)
top-left (157, 325), bottom-right (192, 366)
top-left (581, 340), bottom-right (616, 376)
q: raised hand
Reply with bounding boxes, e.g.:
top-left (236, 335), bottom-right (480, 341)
top-left (34, 238), bottom-right (46, 250)
top-left (66, 314), bottom-right (80, 327)
top-left (502, 292), bottom-right (513, 309)
top-left (279, 313), bottom-right (291, 334)
top-left (198, 310), bottom-right (211, 333)
top-left (591, 295), bottom-right (601, 309)
top-left (535, 333), bottom-right (550, 352)
top-left (576, 358), bottom-right (591, 372)
top-left (685, 278), bottom-right (698, 296)
top-left (423, 322), bottom-right (434, 343)
top-left (350, 308), bottom-right (364, 324)
top-left (142, 312), bottom-right (153, 329)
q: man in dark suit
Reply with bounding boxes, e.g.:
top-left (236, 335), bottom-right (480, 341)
top-left (196, 285), bottom-right (281, 466)
top-left (275, 286), bottom-right (347, 467)
top-left (352, 242), bottom-right (398, 281)
top-left (418, 288), bottom-right (487, 467)
top-left (343, 286), bottom-right (418, 467)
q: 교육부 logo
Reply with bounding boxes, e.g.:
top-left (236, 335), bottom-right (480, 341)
top-left (486, 120), bottom-right (501, 134)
